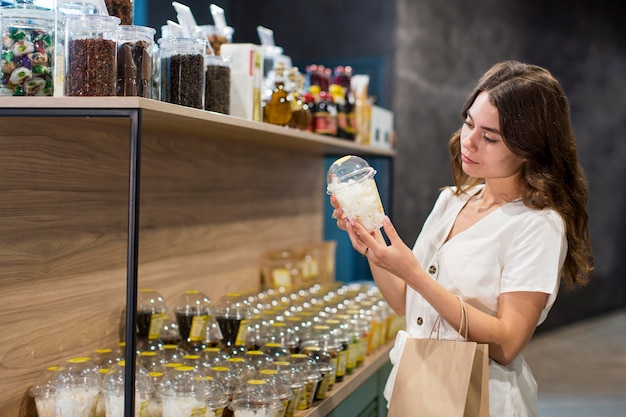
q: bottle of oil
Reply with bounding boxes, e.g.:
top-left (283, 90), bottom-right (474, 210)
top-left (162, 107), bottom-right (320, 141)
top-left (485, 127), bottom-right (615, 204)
top-left (263, 62), bottom-right (292, 126)
top-left (287, 68), bottom-right (312, 131)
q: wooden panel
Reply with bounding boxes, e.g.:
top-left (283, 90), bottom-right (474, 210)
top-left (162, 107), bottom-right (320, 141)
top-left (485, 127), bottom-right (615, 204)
top-left (0, 114), bottom-right (324, 416)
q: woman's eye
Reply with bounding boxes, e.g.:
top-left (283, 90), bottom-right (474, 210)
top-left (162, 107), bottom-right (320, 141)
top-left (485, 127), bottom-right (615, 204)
top-left (483, 135), bottom-right (497, 143)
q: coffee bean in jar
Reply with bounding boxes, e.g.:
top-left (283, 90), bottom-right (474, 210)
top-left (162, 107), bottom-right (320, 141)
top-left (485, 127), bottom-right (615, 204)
top-left (158, 37), bottom-right (206, 110)
top-left (65, 15), bottom-right (120, 96)
top-left (205, 55), bottom-right (231, 114)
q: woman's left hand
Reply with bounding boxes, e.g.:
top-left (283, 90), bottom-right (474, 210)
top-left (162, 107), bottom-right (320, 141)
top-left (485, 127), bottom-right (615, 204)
top-left (346, 216), bottom-right (422, 280)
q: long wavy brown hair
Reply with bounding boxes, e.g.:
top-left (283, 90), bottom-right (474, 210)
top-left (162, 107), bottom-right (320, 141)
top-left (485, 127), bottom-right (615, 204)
top-left (448, 61), bottom-right (593, 289)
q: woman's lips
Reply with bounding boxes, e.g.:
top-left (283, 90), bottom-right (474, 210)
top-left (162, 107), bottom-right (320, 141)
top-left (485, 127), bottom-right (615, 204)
top-left (461, 154), bottom-right (477, 164)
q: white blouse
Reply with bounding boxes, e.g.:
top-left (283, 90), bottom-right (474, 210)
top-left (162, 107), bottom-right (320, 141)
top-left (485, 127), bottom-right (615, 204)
top-left (384, 185), bottom-right (567, 417)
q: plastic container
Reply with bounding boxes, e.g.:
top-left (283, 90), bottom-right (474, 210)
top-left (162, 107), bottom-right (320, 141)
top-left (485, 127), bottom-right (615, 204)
top-left (136, 288), bottom-right (168, 351)
top-left (229, 379), bottom-right (284, 417)
top-left (0, 0), bottom-right (55, 96)
top-left (205, 54), bottom-right (231, 114)
top-left (273, 361), bottom-right (305, 417)
top-left (64, 14), bottom-right (120, 96)
top-left (173, 289), bottom-right (212, 352)
top-left (205, 376), bottom-right (230, 417)
top-left (102, 361), bottom-right (156, 417)
top-left (116, 25), bottom-right (156, 98)
top-left (326, 155), bottom-right (385, 232)
top-left (158, 37), bottom-right (206, 109)
top-left (158, 366), bottom-right (210, 417)
top-left (55, 357), bottom-right (101, 417)
top-left (29, 366), bottom-right (66, 417)
top-left (214, 293), bottom-right (252, 350)
top-left (289, 354), bottom-right (321, 410)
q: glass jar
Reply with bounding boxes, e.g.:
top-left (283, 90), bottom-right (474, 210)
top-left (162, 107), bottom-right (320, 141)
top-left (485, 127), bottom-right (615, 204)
top-left (55, 357), bottom-right (101, 417)
top-left (198, 24), bottom-right (233, 56)
top-left (204, 54), bottom-right (231, 114)
top-left (136, 288), bottom-right (167, 351)
top-left (102, 361), bottom-right (155, 417)
top-left (116, 25), bottom-right (156, 98)
top-left (173, 289), bottom-right (212, 352)
top-left (158, 37), bottom-right (206, 109)
top-left (29, 365), bottom-right (65, 417)
top-left (64, 14), bottom-right (120, 96)
top-left (326, 155), bottom-right (385, 232)
top-left (0, 0), bottom-right (55, 96)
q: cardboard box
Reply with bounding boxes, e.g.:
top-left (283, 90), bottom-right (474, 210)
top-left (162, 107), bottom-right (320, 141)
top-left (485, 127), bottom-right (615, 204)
top-left (369, 105), bottom-right (395, 149)
top-left (220, 43), bottom-right (264, 121)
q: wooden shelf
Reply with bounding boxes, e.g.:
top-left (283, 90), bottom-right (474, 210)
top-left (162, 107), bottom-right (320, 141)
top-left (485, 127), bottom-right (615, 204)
top-left (0, 97), bottom-right (396, 157)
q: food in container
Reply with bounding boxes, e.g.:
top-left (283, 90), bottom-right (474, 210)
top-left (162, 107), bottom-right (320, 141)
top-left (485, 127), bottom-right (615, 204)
top-left (326, 155), bottom-right (385, 232)
top-left (55, 357), bottom-right (101, 417)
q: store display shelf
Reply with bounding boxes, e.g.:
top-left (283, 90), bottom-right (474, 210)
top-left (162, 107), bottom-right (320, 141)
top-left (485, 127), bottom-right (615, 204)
top-left (296, 341), bottom-right (393, 417)
top-left (0, 97), bottom-right (395, 157)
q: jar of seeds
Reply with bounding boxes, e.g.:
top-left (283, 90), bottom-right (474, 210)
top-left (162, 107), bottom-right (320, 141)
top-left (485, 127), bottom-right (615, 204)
top-left (0, 0), bottom-right (55, 96)
top-left (158, 37), bottom-right (206, 109)
top-left (204, 54), bottom-right (231, 114)
top-left (116, 25), bottom-right (156, 97)
top-left (64, 14), bottom-right (120, 96)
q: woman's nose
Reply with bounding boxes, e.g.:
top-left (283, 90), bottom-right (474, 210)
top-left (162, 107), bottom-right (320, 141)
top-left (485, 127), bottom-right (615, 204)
top-left (461, 131), bottom-right (477, 151)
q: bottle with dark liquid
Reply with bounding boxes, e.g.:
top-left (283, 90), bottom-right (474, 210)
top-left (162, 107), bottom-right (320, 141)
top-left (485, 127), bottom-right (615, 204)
top-left (173, 290), bottom-right (212, 353)
top-left (136, 289), bottom-right (168, 351)
top-left (214, 293), bottom-right (252, 356)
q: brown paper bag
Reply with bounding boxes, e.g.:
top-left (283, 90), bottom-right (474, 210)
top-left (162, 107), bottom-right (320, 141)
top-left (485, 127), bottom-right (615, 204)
top-left (387, 298), bottom-right (489, 417)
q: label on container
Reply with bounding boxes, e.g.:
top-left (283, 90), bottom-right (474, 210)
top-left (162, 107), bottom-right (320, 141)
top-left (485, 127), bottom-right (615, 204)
top-left (189, 315), bottom-right (210, 341)
top-left (149, 313), bottom-right (165, 340)
top-left (235, 319), bottom-right (250, 346)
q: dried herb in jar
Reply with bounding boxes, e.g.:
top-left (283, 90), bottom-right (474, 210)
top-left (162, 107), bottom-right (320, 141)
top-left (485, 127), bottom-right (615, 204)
top-left (66, 38), bottom-right (116, 96)
top-left (161, 53), bottom-right (204, 109)
top-left (205, 64), bottom-right (230, 114)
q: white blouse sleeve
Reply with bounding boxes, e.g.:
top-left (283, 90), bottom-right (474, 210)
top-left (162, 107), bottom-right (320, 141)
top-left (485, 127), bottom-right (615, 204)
top-left (500, 208), bottom-right (567, 324)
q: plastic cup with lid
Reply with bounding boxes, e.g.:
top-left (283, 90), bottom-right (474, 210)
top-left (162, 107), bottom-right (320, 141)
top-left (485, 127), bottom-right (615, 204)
top-left (55, 357), bottom-right (101, 417)
top-left (29, 365), bottom-right (66, 417)
top-left (326, 155), bottom-right (385, 232)
top-left (205, 376), bottom-right (230, 417)
top-left (102, 361), bottom-right (155, 417)
top-left (229, 379), bottom-right (284, 417)
top-left (158, 365), bottom-right (210, 417)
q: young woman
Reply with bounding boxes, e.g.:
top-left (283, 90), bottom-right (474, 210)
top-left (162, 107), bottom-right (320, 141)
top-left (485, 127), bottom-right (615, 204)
top-left (330, 60), bottom-right (593, 416)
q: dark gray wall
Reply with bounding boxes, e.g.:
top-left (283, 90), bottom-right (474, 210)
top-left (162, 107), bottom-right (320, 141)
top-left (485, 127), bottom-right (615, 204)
top-left (145, 0), bottom-right (626, 330)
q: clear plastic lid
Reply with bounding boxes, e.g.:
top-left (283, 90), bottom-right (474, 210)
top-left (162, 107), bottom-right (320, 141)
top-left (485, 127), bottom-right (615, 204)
top-left (229, 379), bottom-right (283, 414)
top-left (56, 357), bottom-right (101, 391)
top-left (326, 155), bottom-right (376, 193)
top-left (204, 376), bottom-right (229, 409)
top-left (157, 366), bottom-right (209, 399)
top-left (102, 361), bottom-right (154, 396)
top-left (214, 293), bottom-right (251, 320)
top-left (29, 365), bottom-right (66, 398)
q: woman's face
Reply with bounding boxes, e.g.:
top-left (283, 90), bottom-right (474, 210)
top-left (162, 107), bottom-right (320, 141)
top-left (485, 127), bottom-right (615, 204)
top-left (459, 91), bottom-right (525, 180)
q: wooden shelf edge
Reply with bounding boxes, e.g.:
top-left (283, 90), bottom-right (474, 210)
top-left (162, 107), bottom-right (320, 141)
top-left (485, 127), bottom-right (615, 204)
top-left (0, 97), bottom-right (396, 157)
top-left (294, 341), bottom-right (393, 417)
